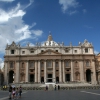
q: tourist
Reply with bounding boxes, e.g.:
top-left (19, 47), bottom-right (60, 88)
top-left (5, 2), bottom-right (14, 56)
top-left (19, 86), bottom-right (22, 98)
top-left (4, 85), bottom-right (7, 90)
top-left (54, 85), bottom-right (56, 91)
top-left (46, 85), bottom-right (48, 91)
top-left (9, 85), bottom-right (12, 99)
top-left (3, 85), bottom-right (4, 90)
top-left (58, 85), bottom-right (60, 90)
top-left (12, 88), bottom-right (16, 100)
top-left (15, 88), bottom-right (19, 99)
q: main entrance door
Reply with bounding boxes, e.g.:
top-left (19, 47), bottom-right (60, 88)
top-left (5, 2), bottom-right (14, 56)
top-left (86, 69), bottom-right (91, 82)
top-left (65, 74), bottom-right (70, 82)
top-left (30, 74), bottom-right (34, 82)
top-left (9, 70), bottom-right (14, 83)
top-left (56, 77), bottom-right (59, 83)
top-left (47, 74), bottom-right (52, 82)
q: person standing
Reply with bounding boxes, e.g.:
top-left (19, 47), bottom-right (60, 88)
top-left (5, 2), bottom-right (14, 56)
top-left (46, 86), bottom-right (48, 91)
top-left (3, 85), bottom-right (4, 90)
top-left (54, 85), bottom-right (56, 91)
top-left (58, 85), bottom-right (60, 90)
top-left (9, 85), bottom-right (12, 99)
top-left (19, 86), bottom-right (22, 98)
top-left (15, 88), bottom-right (19, 99)
top-left (12, 88), bottom-right (16, 100)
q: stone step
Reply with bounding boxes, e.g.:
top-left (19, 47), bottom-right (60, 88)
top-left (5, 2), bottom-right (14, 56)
top-left (49, 84), bottom-right (53, 90)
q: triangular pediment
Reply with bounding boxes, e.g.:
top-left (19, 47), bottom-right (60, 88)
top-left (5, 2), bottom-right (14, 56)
top-left (38, 49), bottom-right (62, 55)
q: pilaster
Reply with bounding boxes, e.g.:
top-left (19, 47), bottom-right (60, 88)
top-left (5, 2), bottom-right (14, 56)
top-left (38, 61), bottom-right (41, 83)
top-left (35, 61), bottom-right (38, 82)
top-left (44, 60), bottom-right (47, 83)
top-left (79, 61), bottom-right (85, 82)
top-left (53, 60), bottom-right (56, 82)
top-left (71, 60), bottom-right (74, 81)
top-left (4, 62), bottom-right (8, 85)
top-left (92, 60), bottom-right (97, 84)
top-left (59, 60), bottom-right (62, 82)
top-left (25, 61), bottom-right (29, 82)
top-left (15, 61), bottom-right (20, 83)
top-left (62, 60), bottom-right (65, 82)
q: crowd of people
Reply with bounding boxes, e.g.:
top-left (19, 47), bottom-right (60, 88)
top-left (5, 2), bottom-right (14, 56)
top-left (9, 85), bottom-right (22, 100)
top-left (45, 85), bottom-right (60, 91)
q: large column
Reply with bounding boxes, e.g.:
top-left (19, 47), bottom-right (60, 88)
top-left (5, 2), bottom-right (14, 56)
top-left (35, 61), bottom-right (38, 83)
top-left (15, 61), bottom-right (20, 83)
top-left (79, 61), bottom-right (85, 82)
top-left (4, 62), bottom-right (8, 85)
top-left (25, 61), bottom-right (29, 82)
top-left (92, 60), bottom-right (97, 84)
top-left (53, 60), bottom-right (56, 82)
top-left (44, 60), bottom-right (47, 83)
top-left (71, 60), bottom-right (74, 81)
top-left (38, 61), bottom-right (41, 83)
top-left (62, 60), bottom-right (65, 83)
top-left (59, 60), bottom-right (62, 83)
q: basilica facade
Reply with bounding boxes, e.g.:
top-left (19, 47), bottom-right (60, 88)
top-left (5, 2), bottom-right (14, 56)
top-left (4, 35), bottom-right (97, 85)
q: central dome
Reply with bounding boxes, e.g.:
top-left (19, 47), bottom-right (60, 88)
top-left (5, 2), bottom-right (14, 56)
top-left (42, 34), bottom-right (58, 46)
top-left (47, 34), bottom-right (53, 41)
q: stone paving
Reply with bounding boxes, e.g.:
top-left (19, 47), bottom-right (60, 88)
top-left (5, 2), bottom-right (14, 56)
top-left (1, 89), bottom-right (100, 100)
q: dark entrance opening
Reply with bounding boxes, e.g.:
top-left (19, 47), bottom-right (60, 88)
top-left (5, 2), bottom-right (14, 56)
top-left (41, 77), bottom-right (44, 83)
top-left (86, 69), bottom-right (91, 82)
top-left (9, 70), bottom-right (14, 83)
top-left (65, 74), bottom-right (70, 82)
top-left (48, 74), bottom-right (52, 82)
top-left (30, 74), bottom-right (34, 82)
top-left (56, 77), bottom-right (59, 83)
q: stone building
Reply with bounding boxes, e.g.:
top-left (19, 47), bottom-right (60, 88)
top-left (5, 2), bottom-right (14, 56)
top-left (0, 69), bottom-right (4, 86)
top-left (4, 34), bottom-right (97, 85)
top-left (95, 54), bottom-right (100, 84)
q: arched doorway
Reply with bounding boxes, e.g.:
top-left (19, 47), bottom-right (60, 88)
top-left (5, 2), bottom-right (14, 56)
top-left (9, 70), bottom-right (14, 83)
top-left (86, 69), bottom-right (91, 82)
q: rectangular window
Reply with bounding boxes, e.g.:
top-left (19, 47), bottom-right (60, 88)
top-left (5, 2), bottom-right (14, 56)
top-left (47, 61), bottom-right (52, 67)
top-left (56, 50), bottom-right (58, 52)
top-left (30, 62), bottom-right (34, 67)
top-left (10, 62), bottom-right (13, 68)
top-left (85, 48), bottom-right (88, 53)
top-left (41, 50), bottom-right (44, 52)
top-left (66, 62), bottom-right (69, 67)
top-left (22, 51), bottom-right (25, 54)
top-left (11, 50), bottom-right (14, 54)
top-left (74, 50), bottom-right (77, 53)
top-left (65, 50), bottom-right (69, 53)
top-left (30, 51), bottom-right (34, 53)
top-left (56, 62), bottom-right (59, 67)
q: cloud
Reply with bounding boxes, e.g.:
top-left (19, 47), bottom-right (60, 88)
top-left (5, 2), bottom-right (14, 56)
top-left (0, 2), bottom-right (43, 55)
top-left (32, 30), bottom-right (43, 36)
top-left (69, 10), bottom-right (78, 15)
top-left (0, 58), bottom-right (4, 69)
top-left (94, 50), bottom-right (99, 55)
top-left (0, 0), bottom-right (14, 2)
top-left (83, 9), bottom-right (87, 13)
top-left (0, 3), bottom-right (25, 23)
top-left (0, 1), bottom-right (43, 68)
top-left (84, 25), bottom-right (93, 29)
top-left (59, 0), bottom-right (79, 13)
top-left (24, 0), bottom-right (34, 10)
